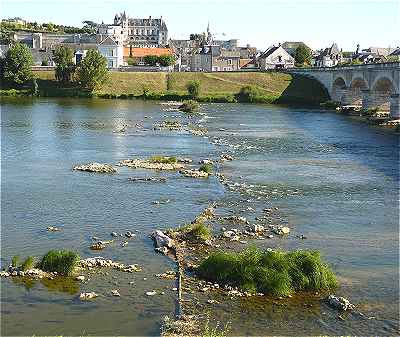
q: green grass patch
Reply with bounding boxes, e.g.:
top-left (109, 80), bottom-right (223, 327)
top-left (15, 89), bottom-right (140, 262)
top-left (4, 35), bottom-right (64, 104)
top-left (11, 255), bottom-right (20, 267)
top-left (149, 155), bottom-right (177, 164)
top-left (199, 163), bottom-right (213, 174)
top-left (21, 256), bottom-right (35, 271)
top-left (196, 246), bottom-right (338, 296)
top-left (39, 250), bottom-right (80, 276)
top-left (169, 222), bottom-right (212, 243)
top-left (179, 99), bottom-right (199, 113)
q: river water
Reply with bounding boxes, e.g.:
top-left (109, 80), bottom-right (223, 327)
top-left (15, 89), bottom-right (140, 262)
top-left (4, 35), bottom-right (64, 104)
top-left (1, 97), bottom-right (398, 336)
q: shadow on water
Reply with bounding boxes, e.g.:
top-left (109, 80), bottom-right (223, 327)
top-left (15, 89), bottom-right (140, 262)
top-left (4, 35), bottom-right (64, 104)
top-left (11, 276), bottom-right (80, 295)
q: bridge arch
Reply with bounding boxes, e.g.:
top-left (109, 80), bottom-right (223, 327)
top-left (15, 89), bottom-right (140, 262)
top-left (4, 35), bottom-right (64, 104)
top-left (331, 77), bottom-right (347, 102)
top-left (348, 77), bottom-right (369, 105)
top-left (370, 77), bottom-right (397, 111)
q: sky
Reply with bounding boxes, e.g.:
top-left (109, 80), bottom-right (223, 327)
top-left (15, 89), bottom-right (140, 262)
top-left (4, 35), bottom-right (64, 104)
top-left (1, 0), bottom-right (399, 51)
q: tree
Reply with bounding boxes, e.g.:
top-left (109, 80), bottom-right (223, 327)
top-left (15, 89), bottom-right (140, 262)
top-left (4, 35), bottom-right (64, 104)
top-left (53, 46), bottom-right (75, 83)
top-left (158, 54), bottom-right (175, 67)
top-left (1, 42), bottom-right (33, 85)
top-left (186, 80), bottom-right (200, 98)
top-left (76, 49), bottom-right (108, 91)
top-left (144, 55), bottom-right (158, 66)
top-left (294, 44), bottom-right (311, 66)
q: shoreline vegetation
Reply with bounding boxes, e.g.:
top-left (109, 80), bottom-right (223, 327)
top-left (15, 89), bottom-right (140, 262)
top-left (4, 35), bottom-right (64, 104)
top-left (1, 70), bottom-right (329, 105)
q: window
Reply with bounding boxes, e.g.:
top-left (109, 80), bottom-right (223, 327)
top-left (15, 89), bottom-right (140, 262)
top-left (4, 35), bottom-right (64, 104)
top-left (228, 59), bottom-right (232, 65)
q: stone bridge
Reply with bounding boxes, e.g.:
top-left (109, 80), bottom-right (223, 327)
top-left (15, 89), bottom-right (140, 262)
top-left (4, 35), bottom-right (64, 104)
top-left (288, 62), bottom-right (400, 118)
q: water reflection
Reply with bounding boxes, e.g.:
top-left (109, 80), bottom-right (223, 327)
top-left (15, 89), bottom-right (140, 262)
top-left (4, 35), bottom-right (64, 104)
top-left (11, 276), bottom-right (80, 295)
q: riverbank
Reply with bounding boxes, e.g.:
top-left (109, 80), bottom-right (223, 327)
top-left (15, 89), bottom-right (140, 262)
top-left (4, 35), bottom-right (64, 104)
top-left (0, 70), bottom-right (329, 105)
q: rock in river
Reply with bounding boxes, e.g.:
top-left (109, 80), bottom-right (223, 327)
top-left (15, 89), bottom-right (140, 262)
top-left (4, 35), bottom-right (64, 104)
top-left (151, 230), bottom-right (174, 254)
top-left (73, 162), bottom-right (117, 173)
top-left (327, 295), bottom-right (355, 311)
top-left (79, 292), bottom-right (98, 300)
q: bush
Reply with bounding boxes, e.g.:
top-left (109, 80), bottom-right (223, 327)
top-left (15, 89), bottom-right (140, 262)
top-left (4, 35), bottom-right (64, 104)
top-left (186, 80), bottom-right (200, 98)
top-left (320, 100), bottom-right (340, 109)
top-left (76, 49), bottom-right (108, 91)
top-left (199, 163), bottom-right (213, 174)
top-left (54, 45), bottom-right (75, 83)
top-left (39, 250), bottom-right (80, 276)
top-left (179, 100), bottom-right (199, 113)
top-left (1, 42), bottom-right (33, 85)
top-left (196, 246), bottom-right (338, 296)
top-left (41, 59), bottom-right (49, 66)
top-left (21, 256), bottom-right (35, 271)
top-left (172, 222), bottom-right (212, 243)
top-left (236, 85), bottom-right (262, 103)
top-left (149, 156), bottom-right (177, 164)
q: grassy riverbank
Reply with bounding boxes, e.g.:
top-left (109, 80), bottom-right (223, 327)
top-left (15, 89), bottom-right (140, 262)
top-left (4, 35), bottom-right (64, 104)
top-left (1, 70), bottom-right (329, 105)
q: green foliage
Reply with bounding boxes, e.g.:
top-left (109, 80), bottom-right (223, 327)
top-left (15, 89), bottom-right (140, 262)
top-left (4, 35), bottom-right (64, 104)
top-left (197, 246), bottom-right (338, 296)
top-left (199, 163), bottom-right (213, 174)
top-left (126, 57), bottom-right (137, 66)
top-left (173, 222), bottom-right (212, 243)
top-left (143, 54), bottom-right (174, 67)
top-left (39, 250), bottom-right (80, 276)
top-left (144, 55), bottom-right (159, 66)
top-left (76, 49), bottom-right (108, 91)
top-left (21, 256), bottom-right (35, 271)
top-left (53, 45), bottom-right (75, 83)
top-left (179, 100), bottom-right (199, 113)
top-left (41, 59), bottom-right (48, 66)
top-left (186, 80), bottom-right (201, 98)
top-left (236, 85), bottom-right (261, 103)
top-left (1, 42), bottom-right (33, 85)
top-left (294, 44), bottom-right (311, 65)
top-left (149, 156), bottom-right (177, 164)
top-left (11, 255), bottom-right (20, 267)
top-left (158, 54), bottom-right (175, 67)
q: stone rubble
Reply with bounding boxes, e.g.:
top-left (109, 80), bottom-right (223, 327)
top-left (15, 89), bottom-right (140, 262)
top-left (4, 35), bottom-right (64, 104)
top-left (327, 295), bottom-right (355, 311)
top-left (73, 163), bottom-right (117, 173)
top-left (119, 159), bottom-right (185, 171)
top-left (179, 169), bottom-right (209, 178)
top-left (79, 292), bottom-right (98, 300)
top-left (128, 176), bottom-right (167, 183)
top-left (78, 257), bottom-right (141, 273)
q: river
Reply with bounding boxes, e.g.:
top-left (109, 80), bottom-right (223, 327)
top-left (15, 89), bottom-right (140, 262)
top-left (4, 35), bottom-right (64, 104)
top-left (1, 97), bottom-right (398, 336)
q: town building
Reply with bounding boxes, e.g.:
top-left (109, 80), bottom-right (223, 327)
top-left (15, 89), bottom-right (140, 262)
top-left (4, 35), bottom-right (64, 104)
top-left (97, 36), bottom-right (124, 68)
top-left (190, 45), bottom-right (240, 72)
top-left (258, 45), bottom-right (294, 70)
top-left (314, 43), bottom-right (342, 67)
top-left (98, 12), bottom-right (168, 48)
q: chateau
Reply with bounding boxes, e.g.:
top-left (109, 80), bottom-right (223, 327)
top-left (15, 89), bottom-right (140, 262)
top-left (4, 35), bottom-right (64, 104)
top-left (97, 12), bottom-right (168, 48)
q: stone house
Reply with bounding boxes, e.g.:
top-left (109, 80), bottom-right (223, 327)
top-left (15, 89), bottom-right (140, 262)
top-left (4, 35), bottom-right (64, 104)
top-left (97, 36), bottom-right (124, 68)
top-left (190, 45), bottom-right (240, 72)
top-left (314, 43), bottom-right (342, 67)
top-left (258, 45), bottom-right (294, 70)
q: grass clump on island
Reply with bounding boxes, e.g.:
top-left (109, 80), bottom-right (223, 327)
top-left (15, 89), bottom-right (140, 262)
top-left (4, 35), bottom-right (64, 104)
top-left (11, 255), bottom-right (35, 271)
top-left (39, 250), bottom-right (80, 276)
top-left (168, 222), bottom-right (212, 243)
top-left (179, 99), bottom-right (200, 113)
top-left (199, 163), bottom-right (213, 174)
top-left (196, 246), bottom-right (338, 296)
top-left (149, 155), bottom-right (177, 164)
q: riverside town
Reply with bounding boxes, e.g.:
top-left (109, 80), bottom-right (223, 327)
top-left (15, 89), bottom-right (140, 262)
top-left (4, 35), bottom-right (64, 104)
top-left (0, 1), bottom-right (399, 336)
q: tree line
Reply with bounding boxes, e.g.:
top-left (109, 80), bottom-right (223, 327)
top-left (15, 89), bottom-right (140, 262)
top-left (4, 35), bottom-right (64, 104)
top-left (0, 43), bottom-right (108, 91)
